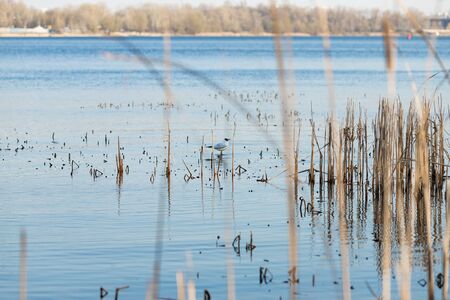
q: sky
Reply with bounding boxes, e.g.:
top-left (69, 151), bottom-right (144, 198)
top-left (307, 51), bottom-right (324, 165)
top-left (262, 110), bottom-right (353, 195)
top-left (22, 0), bottom-right (449, 14)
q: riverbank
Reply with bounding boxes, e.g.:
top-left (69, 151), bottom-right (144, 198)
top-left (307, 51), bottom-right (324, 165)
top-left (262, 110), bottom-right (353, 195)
top-left (1, 30), bottom-right (449, 38)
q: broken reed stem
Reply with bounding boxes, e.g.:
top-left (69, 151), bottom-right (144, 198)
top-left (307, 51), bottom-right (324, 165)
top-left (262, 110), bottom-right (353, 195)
top-left (200, 136), bottom-right (204, 183)
top-left (270, 3), bottom-right (298, 297)
top-left (187, 280), bottom-right (196, 300)
top-left (317, 4), bottom-right (336, 115)
top-left (327, 118), bottom-right (335, 185)
top-left (147, 29), bottom-right (172, 300)
top-left (211, 129), bottom-right (214, 178)
top-left (442, 177), bottom-right (450, 300)
top-left (176, 272), bottom-right (186, 300)
top-left (166, 126), bottom-right (171, 178)
top-left (383, 17), bottom-right (396, 99)
top-left (20, 230), bottom-right (27, 300)
top-left (116, 137), bottom-right (124, 176)
top-left (215, 155), bottom-right (222, 186)
top-left (312, 123), bottom-right (323, 187)
top-left (162, 33), bottom-right (173, 196)
top-left (227, 127), bottom-right (237, 300)
top-left (443, 178), bottom-right (450, 300)
top-left (232, 122), bottom-right (236, 183)
top-left (163, 34), bottom-right (173, 108)
top-left (226, 232), bottom-right (236, 300)
top-left (309, 119), bottom-right (315, 185)
top-left (116, 137), bottom-right (124, 187)
top-left (294, 122), bottom-right (301, 192)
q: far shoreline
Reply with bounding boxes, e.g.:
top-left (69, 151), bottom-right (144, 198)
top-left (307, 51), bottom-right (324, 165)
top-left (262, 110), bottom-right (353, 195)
top-left (0, 30), bottom-right (449, 38)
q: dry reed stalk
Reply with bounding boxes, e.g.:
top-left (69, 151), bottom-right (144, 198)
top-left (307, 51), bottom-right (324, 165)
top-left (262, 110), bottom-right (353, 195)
top-left (357, 105), bottom-right (363, 187)
top-left (443, 178), bottom-right (450, 300)
top-left (372, 111), bottom-right (379, 200)
top-left (20, 230), bottom-right (27, 300)
top-left (146, 184), bottom-right (167, 300)
top-left (407, 168), bottom-right (416, 247)
top-left (270, 3), bottom-right (298, 296)
top-left (380, 101), bottom-right (394, 300)
top-left (316, 4), bottom-right (336, 115)
top-left (415, 102), bottom-right (434, 300)
top-left (116, 137), bottom-right (124, 176)
top-left (211, 130), bottom-right (214, 175)
top-left (163, 35), bottom-right (172, 181)
top-left (395, 102), bottom-right (404, 220)
top-left (397, 236), bottom-right (412, 300)
top-left (344, 100), bottom-right (355, 189)
top-left (364, 111), bottom-right (369, 199)
top-left (215, 155), bottom-right (222, 187)
top-left (166, 126), bottom-right (171, 178)
top-left (312, 122), bottom-right (323, 187)
top-left (146, 30), bottom-right (172, 300)
top-left (232, 122), bottom-right (236, 184)
top-left (293, 122), bottom-right (301, 198)
top-left (437, 103), bottom-right (445, 194)
top-left (293, 127), bottom-right (297, 184)
top-left (226, 125), bottom-right (237, 300)
top-left (116, 137), bottom-right (124, 186)
top-left (309, 119), bottom-right (315, 185)
top-left (337, 130), bottom-right (351, 300)
top-left (327, 118), bottom-right (335, 185)
top-left (430, 115), bottom-right (438, 193)
top-left (200, 136), bottom-right (204, 176)
top-left (394, 101), bottom-right (412, 300)
top-left (176, 272), bottom-right (186, 300)
top-left (226, 232), bottom-right (236, 300)
top-left (187, 280), bottom-right (196, 300)
top-left (382, 17), bottom-right (396, 99)
top-left (404, 104), bottom-right (414, 203)
top-left (372, 100), bottom-right (399, 300)
top-left (163, 35), bottom-right (172, 108)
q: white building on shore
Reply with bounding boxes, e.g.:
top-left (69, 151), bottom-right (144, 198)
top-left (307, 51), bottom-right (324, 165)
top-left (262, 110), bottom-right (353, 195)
top-left (0, 26), bottom-right (50, 35)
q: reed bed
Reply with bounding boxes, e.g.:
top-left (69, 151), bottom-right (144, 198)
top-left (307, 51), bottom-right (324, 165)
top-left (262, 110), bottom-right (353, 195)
top-left (322, 98), bottom-right (448, 299)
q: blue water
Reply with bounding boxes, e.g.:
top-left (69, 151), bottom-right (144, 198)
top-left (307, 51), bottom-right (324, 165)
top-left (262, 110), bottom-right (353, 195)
top-left (0, 36), bottom-right (449, 299)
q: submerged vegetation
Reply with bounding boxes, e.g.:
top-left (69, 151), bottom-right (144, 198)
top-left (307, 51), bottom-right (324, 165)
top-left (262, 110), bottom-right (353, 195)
top-left (0, 0), bottom-right (427, 35)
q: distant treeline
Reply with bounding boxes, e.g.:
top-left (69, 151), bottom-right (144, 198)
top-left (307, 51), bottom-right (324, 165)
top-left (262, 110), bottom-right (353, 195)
top-left (0, 1), bottom-right (426, 35)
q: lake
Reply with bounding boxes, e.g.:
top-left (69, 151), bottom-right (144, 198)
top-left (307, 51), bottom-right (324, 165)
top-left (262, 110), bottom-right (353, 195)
top-left (0, 36), bottom-right (449, 299)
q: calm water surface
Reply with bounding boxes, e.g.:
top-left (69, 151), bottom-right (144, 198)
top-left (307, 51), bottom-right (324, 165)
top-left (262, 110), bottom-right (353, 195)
top-left (0, 37), bottom-right (449, 299)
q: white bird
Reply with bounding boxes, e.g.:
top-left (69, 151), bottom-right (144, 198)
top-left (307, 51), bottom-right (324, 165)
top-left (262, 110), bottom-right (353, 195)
top-left (207, 138), bottom-right (230, 155)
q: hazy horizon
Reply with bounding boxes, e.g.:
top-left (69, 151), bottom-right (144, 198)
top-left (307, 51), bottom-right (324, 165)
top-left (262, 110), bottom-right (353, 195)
top-left (20, 0), bottom-right (450, 15)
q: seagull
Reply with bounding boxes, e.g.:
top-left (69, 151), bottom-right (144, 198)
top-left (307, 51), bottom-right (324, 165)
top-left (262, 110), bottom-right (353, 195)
top-left (207, 138), bottom-right (231, 155)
